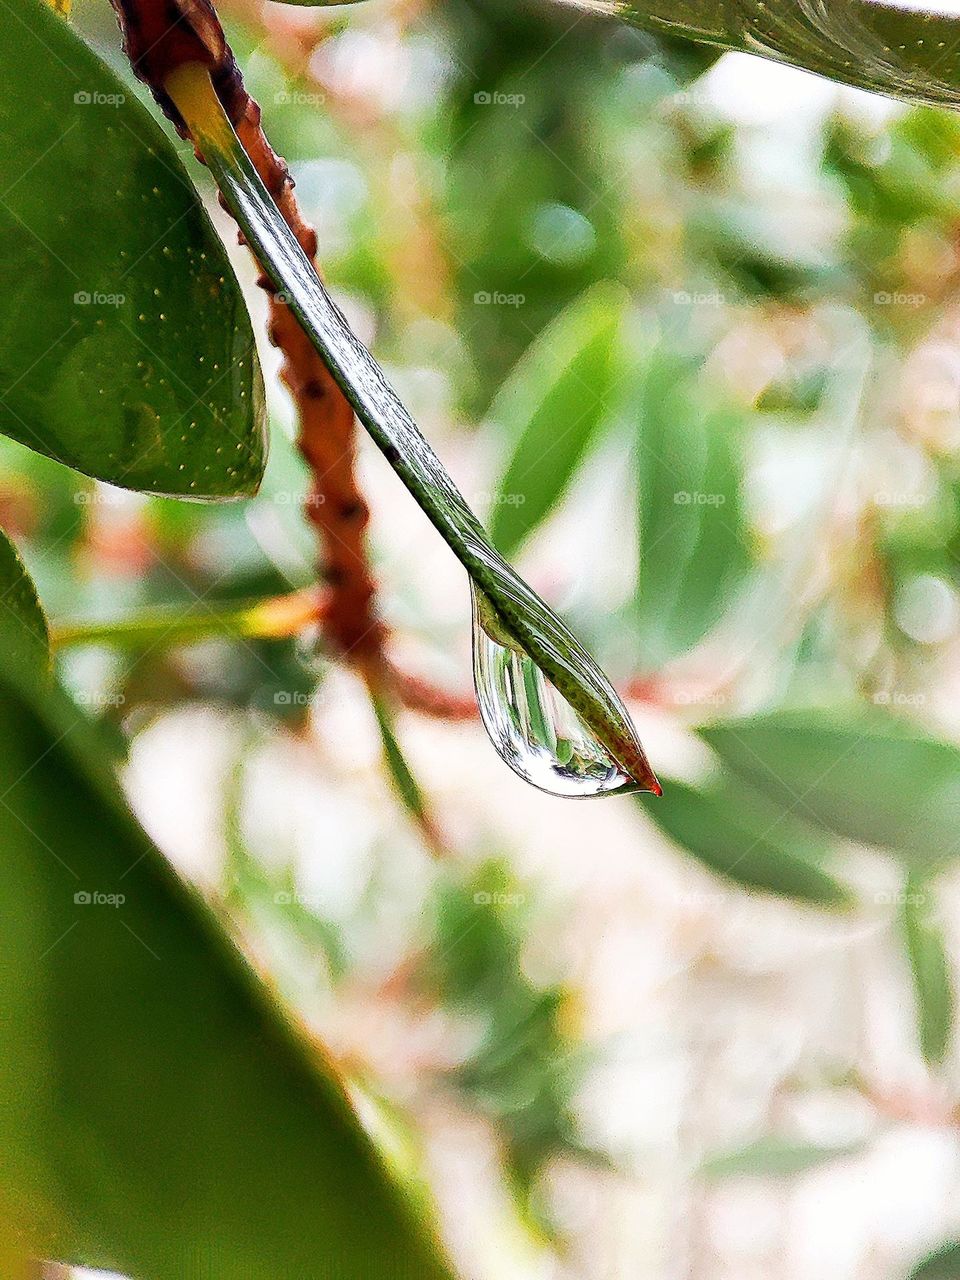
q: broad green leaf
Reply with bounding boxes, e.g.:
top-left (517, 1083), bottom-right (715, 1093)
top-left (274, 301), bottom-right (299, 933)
top-left (0, 644), bottom-right (451, 1279)
top-left (0, 528), bottom-right (48, 666)
top-left (903, 873), bottom-right (954, 1064)
top-left (165, 65), bottom-right (659, 794)
top-left (702, 1136), bottom-right (863, 1181)
top-left (0, 0), bottom-right (266, 498)
top-left (488, 282), bottom-right (625, 555)
top-left (702, 710), bottom-right (960, 867)
top-left (910, 1243), bottom-right (960, 1280)
top-left (613, 1), bottom-right (960, 110)
top-left (639, 773), bottom-right (850, 906)
top-left (634, 355), bottom-right (751, 666)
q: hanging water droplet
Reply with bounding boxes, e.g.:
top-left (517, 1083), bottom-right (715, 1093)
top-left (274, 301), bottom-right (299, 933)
top-left (470, 586), bottom-right (646, 798)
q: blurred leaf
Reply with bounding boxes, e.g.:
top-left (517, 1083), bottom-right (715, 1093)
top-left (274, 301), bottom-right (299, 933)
top-left (633, 354), bottom-right (752, 666)
top-left (824, 108), bottom-right (960, 334)
top-left (371, 695), bottom-right (429, 822)
top-left (702, 710), bottom-right (960, 867)
top-left (423, 862), bottom-right (592, 1234)
top-left (489, 282), bottom-right (626, 555)
top-left (909, 1243), bottom-right (960, 1279)
top-left (369, 692), bottom-right (441, 850)
top-left (0, 529), bottom-right (48, 667)
top-left (439, 4), bottom-right (630, 408)
top-left (755, 366), bottom-right (831, 418)
top-left (825, 110), bottom-right (960, 230)
top-left (222, 746), bottom-right (347, 982)
top-left (702, 1135), bottom-right (863, 1181)
top-left (691, 198), bottom-right (839, 300)
top-left (639, 773), bottom-right (850, 905)
top-left (0, 0), bottom-right (266, 498)
top-left (903, 873), bottom-right (954, 1064)
top-left (618, 1), bottom-right (960, 109)
top-left (0, 640), bottom-right (451, 1279)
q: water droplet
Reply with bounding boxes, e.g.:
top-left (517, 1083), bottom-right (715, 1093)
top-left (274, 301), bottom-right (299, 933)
top-left (470, 586), bottom-right (640, 798)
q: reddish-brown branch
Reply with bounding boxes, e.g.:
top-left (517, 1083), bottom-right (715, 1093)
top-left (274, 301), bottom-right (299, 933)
top-left (232, 101), bottom-right (385, 668)
top-left (111, 0), bottom-right (385, 674)
top-left (388, 664), bottom-right (479, 721)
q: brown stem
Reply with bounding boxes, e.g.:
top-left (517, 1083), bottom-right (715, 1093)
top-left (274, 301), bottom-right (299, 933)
top-left (110, 0), bottom-right (384, 673)
top-left (236, 108), bottom-right (385, 668)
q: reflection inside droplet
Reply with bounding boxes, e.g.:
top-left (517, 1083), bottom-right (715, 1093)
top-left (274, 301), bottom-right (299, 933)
top-left (471, 587), bottom-right (640, 798)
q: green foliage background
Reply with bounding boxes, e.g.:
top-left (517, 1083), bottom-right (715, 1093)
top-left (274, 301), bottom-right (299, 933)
top-left (5, 0), bottom-right (960, 1275)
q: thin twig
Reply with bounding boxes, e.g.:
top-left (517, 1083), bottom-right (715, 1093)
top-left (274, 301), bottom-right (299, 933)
top-left (110, 0), bottom-right (384, 674)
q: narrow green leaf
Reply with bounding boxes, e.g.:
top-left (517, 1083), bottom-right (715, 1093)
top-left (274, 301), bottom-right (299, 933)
top-left (639, 773), bottom-right (850, 906)
top-left (909, 1242), bottom-right (960, 1280)
top-left (369, 691), bottom-right (438, 845)
top-left (0, 644), bottom-right (451, 1279)
top-left (0, 529), bottom-right (48, 667)
top-left (634, 356), bottom-right (751, 665)
top-left (52, 592), bottom-right (317, 651)
top-left (702, 710), bottom-right (960, 867)
top-left (702, 1136), bottom-right (863, 1181)
top-left (903, 873), bottom-right (954, 1064)
top-left (166, 66), bottom-right (659, 794)
top-left (489, 282), bottom-right (625, 555)
top-left (0, 0), bottom-right (266, 498)
top-left (613, 1), bottom-right (960, 110)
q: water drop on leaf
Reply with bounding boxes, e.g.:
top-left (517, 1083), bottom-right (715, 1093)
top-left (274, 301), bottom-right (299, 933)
top-left (471, 586), bottom-right (643, 798)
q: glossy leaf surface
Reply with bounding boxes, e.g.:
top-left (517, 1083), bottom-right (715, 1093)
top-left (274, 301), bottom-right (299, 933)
top-left (615, 1), bottom-right (960, 109)
top-left (0, 640), bottom-right (451, 1279)
top-left (0, 0), bottom-right (266, 497)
